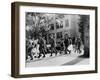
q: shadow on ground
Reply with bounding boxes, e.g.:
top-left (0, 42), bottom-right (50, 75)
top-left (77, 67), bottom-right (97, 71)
top-left (62, 55), bottom-right (89, 65)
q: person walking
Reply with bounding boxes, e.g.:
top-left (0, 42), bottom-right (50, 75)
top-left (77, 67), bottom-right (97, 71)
top-left (64, 34), bottom-right (71, 54)
top-left (38, 36), bottom-right (46, 58)
top-left (26, 38), bottom-right (33, 60)
top-left (75, 36), bottom-right (82, 54)
top-left (49, 34), bottom-right (56, 56)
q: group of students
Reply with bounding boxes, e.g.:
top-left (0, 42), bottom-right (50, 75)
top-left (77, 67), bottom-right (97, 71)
top-left (55, 34), bottom-right (82, 55)
top-left (26, 34), bottom-right (82, 61)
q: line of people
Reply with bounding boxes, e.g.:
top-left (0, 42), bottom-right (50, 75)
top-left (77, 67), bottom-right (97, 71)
top-left (26, 34), bottom-right (82, 61)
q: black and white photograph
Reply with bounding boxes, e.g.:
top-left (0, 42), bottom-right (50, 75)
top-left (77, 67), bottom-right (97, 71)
top-left (25, 12), bottom-right (90, 67)
top-left (11, 2), bottom-right (97, 77)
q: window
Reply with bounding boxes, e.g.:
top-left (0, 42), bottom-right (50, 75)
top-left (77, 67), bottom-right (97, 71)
top-left (50, 24), bottom-right (54, 30)
top-left (56, 14), bottom-right (64, 29)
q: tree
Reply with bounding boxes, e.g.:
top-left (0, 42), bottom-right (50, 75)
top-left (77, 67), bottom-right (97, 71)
top-left (78, 15), bottom-right (90, 57)
top-left (26, 13), bottom-right (53, 40)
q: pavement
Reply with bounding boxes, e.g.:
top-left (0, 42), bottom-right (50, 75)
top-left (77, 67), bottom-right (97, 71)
top-left (26, 46), bottom-right (89, 67)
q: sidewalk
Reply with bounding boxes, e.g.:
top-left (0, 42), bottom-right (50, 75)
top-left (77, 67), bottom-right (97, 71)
top-left (26, 49), bottom-right (89, 67)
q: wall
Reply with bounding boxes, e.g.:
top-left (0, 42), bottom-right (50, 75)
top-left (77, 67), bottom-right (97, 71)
top-left (69, 15), bottom-right (80, 37)
top-left (0, 0), bottom-right (100, 80)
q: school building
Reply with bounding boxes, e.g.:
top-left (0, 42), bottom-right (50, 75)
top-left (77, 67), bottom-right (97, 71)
top-left (48, 14), bottom-right (80, 44)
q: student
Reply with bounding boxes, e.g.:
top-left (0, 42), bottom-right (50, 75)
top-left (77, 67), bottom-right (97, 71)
top-left (49, 34), bottom-right (56, 56)
top-left (26, 38), bottom-right (33, 60)
top-left (38, 36), bottom-right (46, 58)
top-left (76, 36), bottom-right (82, 53)
top-left (60, 39), bottom-right (64, 51)
top-left (64, 34), bottom-right (71, 54)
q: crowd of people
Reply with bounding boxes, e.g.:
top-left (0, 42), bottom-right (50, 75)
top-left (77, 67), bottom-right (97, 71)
top-left (26, 34), bottom-right (83, 61)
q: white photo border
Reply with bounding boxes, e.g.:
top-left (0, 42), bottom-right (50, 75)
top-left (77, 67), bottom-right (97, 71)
top-left (19, 5), bottom-right (96, 75)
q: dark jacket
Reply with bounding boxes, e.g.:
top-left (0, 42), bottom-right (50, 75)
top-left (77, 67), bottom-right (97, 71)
top-left (64, 38), bottom-right (69, 47)
top-left (49, 38), bottom-right (55, 47)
